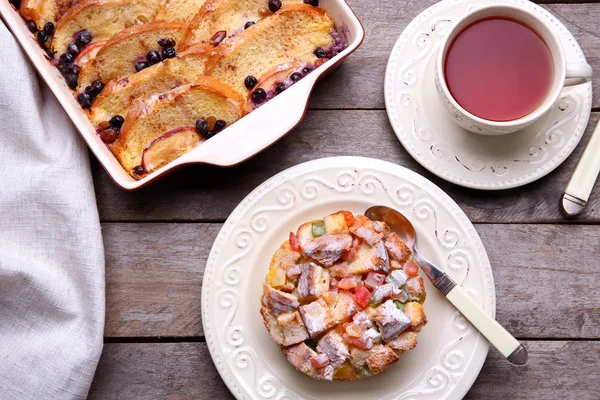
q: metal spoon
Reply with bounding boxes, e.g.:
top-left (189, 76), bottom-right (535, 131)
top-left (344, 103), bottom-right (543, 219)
top-left (365, 205), bottom-right (528, 365)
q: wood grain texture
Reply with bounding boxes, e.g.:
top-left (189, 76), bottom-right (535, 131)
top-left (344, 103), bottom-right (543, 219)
top-left (103, 223), bottom-right (600, 338)
top-left (88, 341), bottom-right (600, 399)
top-left (306, 1), bottom-right (600, 109)
top-left (93, 111), bottom-right (600, 223)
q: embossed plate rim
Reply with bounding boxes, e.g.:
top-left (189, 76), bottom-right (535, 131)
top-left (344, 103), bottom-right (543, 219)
top-left (202, 156), bottom-right (495, 400)
top-left (384, 0), bottom-right (592, 190)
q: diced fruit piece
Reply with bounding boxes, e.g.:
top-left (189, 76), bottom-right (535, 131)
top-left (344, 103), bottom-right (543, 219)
top-left (343, 333), bottom-right (373, 350)
top-left (352, 312), bottom-right (374, 330)
top-left (263, 285), bottom-right (299, 316)
top-left (310, 353), bottom-right (330, 369)
top-left (342, 211), bottom-right (355, 227)
top-left (311, 220), bottom-right (326, 237)
top-left (357, 366), bottom-right (372, 379)
top-left (268, 267), bottom-right (286, 288)
top-left (289, 231), bottom-right (300, 251)
top-left (364, 272), bottom-right (386, 290)
top-left (337, 276), bottom-right (360, 290)
top-left (366, 344), bottom-right (399, 375)
top-left (354, 286), bottom-right (371, 308)
top-left (345, 323), bottom-right (363, 338)
top-left (277, 311), bottom-right (310, 346)
top-left (322, 291), bottom-right (339, 306)
top-left (349, 215), bottom-right (384, 245)
top-left (406, 276), bottom-right (426, 302)
top-left (299, 298), bottom-right (334, 338)
top-left (373, 300), bottom-right (411, 342)
top-left (384, 232), bottom-right (412, 263)
top-left (404, 302), bottom-right (427, 330)
top-left (317, 331), bottom-right (350, 368)
top-left (333, 361), bottom-right (359, 381)
top-left (297, 263), bottom-right (329, 300)
top-left (404, 259), bottom-right (419, 276)
top-left (141, 127), bottom-right (201, 173)
top-left (393, 300), bottom-right (405, 311)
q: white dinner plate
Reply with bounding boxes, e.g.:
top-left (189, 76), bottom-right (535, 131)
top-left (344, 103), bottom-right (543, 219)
top-left (385, 0), bottom-right (592, 190)
top-left (202, 156), bottom-right (495, 400)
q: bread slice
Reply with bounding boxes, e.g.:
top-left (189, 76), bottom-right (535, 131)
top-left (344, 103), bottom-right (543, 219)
top-left (89, 45), bottom-right (210, 125)
top-left (141, 127), bottom-right (202, 173)
top-left (53, 0), bottom-right (162, 54)
top-left (110, 78), bottom-right (245, 174)
top-left (182, 0), bottom-right (302, 47)
top-left (75, 21), bottom-right (189, 91)
top-left (204, 4), bottom-right (334, 96)
top-left (20, 0), bottom-right (76, 27)
top-left (155, 0), bottom-right (209, 22)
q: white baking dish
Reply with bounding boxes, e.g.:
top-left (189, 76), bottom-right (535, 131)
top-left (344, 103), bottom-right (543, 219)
top-left (0, 0), bottom-right (364, 190)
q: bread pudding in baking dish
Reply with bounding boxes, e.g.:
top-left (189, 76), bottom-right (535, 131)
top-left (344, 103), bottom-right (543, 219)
top-left (12, 0), bottom-right (348, 179)
top-left (261, 211), bottom-right (428, 381)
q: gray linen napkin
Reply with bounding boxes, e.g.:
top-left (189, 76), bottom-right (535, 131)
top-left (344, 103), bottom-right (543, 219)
top-left (0, 22), bottom-right (105, 399)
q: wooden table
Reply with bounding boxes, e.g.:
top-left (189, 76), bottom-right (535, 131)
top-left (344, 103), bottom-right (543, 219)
top-left (87, 1), bottom-right (600, 398)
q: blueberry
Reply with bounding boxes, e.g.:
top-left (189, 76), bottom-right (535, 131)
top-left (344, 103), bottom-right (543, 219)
top-left (59, 53), bottom-right (74, 66)
top-left (135, 60), bottom-right (149, 72)
top-left (304, 0), bottom-right (318, 6)
top-left (45, 48), bottom-right (55, 59)
top-left (195, 118), bottom-right (208, 135)
top-left (204, 130), bottom-right (216, 139)
top-left (268, 0), bottom-right (282, 12)
top-left (132, 165), bottom-right (145, 175)
top-left (69, 64), bottom-right (81, 75)
top-left (67, 42), bottom-right (80, 56)
top-left (65, 74), bottom-right (78, 90)
top-left (162, 46), bottom-right (176, 59)
top-left (78, 92), bottom-right (92, 108)
top-left (109, 115), bottom-right (124, 129)
top-left (289, 72), bottom-right (302, 82)
top-left (37, 30), bottom-right (48, 44)
top-left (314, 47), bottom-right (327, 58)
top-left (85, 85), bottom-right (96, 95)
top-left (90, 79), bottom-right (104, 94)
top-left (75, 30), bottom-right (92, 46)
top-left (244, 75), bottom-right (257, 89)
top-left (275, 83), bottom-right (286, 94)
top-left (26, 21), bottom-right (37, 33)
top-left (214, 120), bottom-right (226, 132)
top-left (43, 22), bottom-right (55, 35)
top-left (99, 128), bottom-right (119, 143)
top-left (302, 67), bottom-right (312, 75)
top-left (157, 38), bottom-right (176, 48)
top-left (244, 21), bottom-right (255, 30)
top-left (251, 88), bottom-right (267, 104)
top-left (146, 50), bottom-right (162, 65)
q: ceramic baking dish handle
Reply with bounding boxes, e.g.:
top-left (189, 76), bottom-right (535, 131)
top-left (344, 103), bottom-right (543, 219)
top-left (183, 74), bottom-right (320, 167)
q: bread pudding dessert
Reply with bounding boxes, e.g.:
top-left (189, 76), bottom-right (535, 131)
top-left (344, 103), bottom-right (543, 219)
top-left (10, 0), bottom-right (347, 178)
top-left (261, 211), bottom-right (427, 381)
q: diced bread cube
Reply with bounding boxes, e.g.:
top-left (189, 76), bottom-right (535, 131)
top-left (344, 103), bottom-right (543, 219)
top-left (317, 331), bottom-right (350, 368)
top-left (297, 263), bottom-right (330, 300)
top-left (330, 290), bottom-right (358, 324)
top-left (299, 298), bottom-right (335, 338)
top-left (406, 276), bottom-right (426, 302)
top-left (387, 331), bottom-right (418, 351)
top-left (347, 242), bottom-right (388, 275)
top-left (324, 211), bottom-right (349, 234)
top-left (283, 343), bottom-right (334, 381)
top-left (277, 311), bottom-right (310, 346)
top-left (404, 302), bottom-right (427, 331)
top-left (366, 344), bottom-right (399, 375)
top-left (263, 285), bottom-right (299, 316)
top-left (260, 306), bottom-right (285, 346)
top-left (386, 269), bottom-right (408, 289)
top-left (373, 300), bottom-right (411, 342)
top-left (384, 232), bottom-right (412, 263)
top-left (297, 220), bottom-right (353, 266)
top-left (349, 215), bottom-right (384, 245)
top-left (270, 241), bottom-right (302, 273)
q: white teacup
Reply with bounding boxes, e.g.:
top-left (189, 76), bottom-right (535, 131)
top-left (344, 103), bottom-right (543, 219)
top-left (435, 4), bottom-right (592, 135)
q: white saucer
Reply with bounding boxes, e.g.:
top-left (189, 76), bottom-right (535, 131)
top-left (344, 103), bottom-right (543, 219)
top-left (202, 156), bottom-right (494, 400)
top-left (385, 0), bottom-right (592, 190)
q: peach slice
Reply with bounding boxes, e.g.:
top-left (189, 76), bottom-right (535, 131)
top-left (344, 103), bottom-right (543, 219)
top-left (248, 60), bottom-right (305, 102)
top-left (74, 40), bottom-right (105, 66)
top-left (141, 127), bottom-right (201, 173)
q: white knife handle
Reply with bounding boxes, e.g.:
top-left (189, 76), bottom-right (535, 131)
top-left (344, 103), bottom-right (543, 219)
top-left (446, 286), bottom-right (527, 365)
top-left (565, 120), bottom-right (600, 204)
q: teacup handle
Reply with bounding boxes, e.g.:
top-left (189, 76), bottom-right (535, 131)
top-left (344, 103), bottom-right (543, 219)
top-left (565, 62), bottom-right (593, 87)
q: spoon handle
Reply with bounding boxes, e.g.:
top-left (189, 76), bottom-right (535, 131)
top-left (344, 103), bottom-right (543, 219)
top-left (444, 285), bottom-right (528, 365)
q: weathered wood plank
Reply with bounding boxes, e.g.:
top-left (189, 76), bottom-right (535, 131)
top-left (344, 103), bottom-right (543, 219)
top-left (93, 111), bottom-right (600, 223)
top-left (88, 341), bottom-right (600, 399)
top-left (307, 1), bottom-right (600, 109)
top-left (103, 223), bottom-right (600, 338)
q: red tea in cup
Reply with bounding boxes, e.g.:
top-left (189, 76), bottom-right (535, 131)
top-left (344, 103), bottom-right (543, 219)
top-left (444, 17), bottom-right (554, 122)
